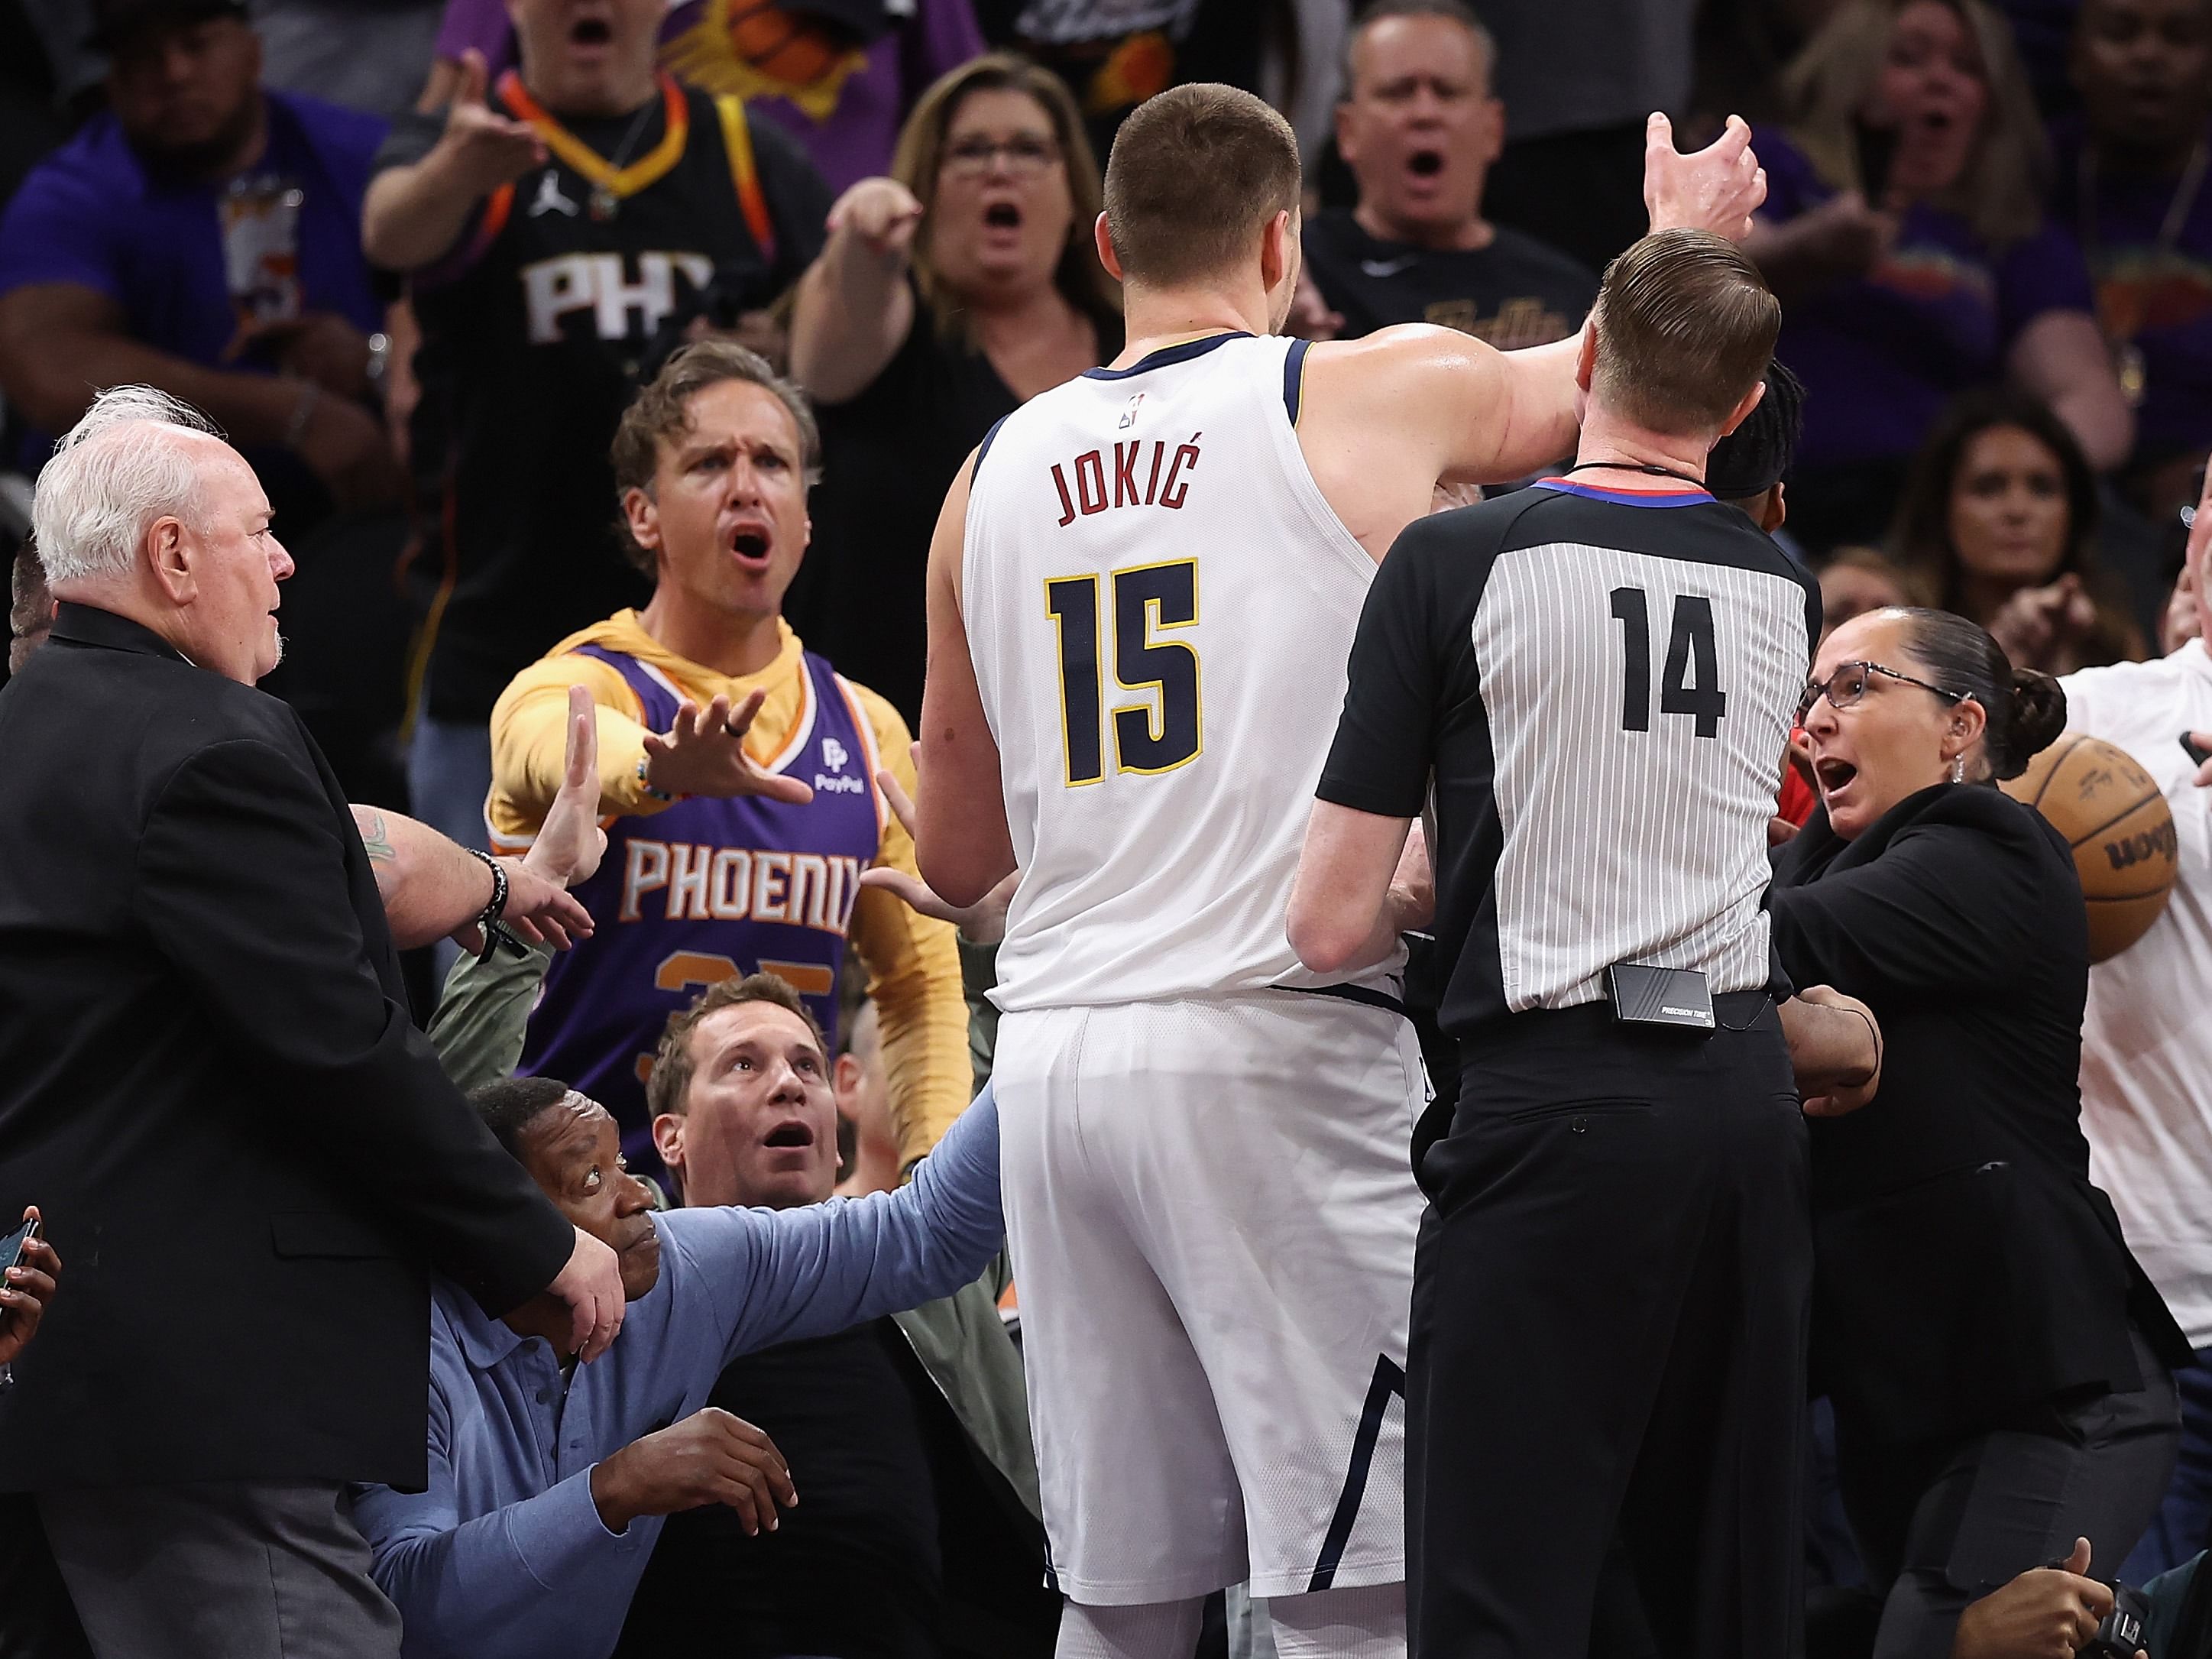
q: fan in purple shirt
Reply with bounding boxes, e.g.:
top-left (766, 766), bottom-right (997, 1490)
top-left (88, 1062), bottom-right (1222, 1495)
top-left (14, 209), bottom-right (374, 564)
top-left (0, 0), bottom-right (400, 536)
top-left (421, 0), bottom-right (984, 193)
top-left (1743, 0), bottom-right (2133, 553)
top-left (2054, 0), bottom-right (2212, 520)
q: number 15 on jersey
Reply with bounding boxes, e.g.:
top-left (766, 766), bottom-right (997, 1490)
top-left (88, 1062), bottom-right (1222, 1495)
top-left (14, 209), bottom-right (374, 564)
top-left (1045, 559), bottom-right (1203, 786)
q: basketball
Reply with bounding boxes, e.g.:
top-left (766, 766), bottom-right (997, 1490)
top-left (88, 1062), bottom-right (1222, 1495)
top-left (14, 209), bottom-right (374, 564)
top-left (2000, 734), bottom-right (2178, 963)
top-left (724, 0), bottom-right (847, 89)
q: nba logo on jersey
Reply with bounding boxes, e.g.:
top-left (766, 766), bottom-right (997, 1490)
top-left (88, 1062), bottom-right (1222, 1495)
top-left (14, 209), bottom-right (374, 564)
top-left (1119, 392), bottom-right (1145, 429)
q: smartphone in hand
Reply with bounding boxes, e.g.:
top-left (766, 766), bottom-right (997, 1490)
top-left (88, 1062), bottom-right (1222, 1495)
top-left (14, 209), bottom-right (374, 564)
top-left (0, 1213), bottom-right (37, 1278)
top-left (1853, 119), bottom-right (1898, 204)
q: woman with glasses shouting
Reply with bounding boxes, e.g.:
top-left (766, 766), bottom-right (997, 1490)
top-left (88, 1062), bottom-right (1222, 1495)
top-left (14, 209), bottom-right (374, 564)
top-left (1770, 602), bottom-right (2192, 1659)
top-left (785, 53), bottom-right (1125, 725)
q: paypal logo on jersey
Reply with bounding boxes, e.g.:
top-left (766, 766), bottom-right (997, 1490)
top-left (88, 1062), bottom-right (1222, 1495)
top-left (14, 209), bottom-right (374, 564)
top-left (813, 735), bottom-right (865, 793)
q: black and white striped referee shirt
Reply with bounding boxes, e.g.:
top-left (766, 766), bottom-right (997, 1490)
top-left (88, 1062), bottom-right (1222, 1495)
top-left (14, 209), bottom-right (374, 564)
top-left (1317, 475), bottom-right (1821, 1034)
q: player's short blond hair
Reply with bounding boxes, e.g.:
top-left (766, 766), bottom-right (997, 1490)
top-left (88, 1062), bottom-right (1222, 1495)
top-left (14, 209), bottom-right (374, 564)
top-left (1103, 84), bottom-right (1302, 288)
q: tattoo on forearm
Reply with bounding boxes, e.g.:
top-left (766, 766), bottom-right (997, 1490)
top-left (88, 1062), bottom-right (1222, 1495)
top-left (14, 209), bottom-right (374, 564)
top-left (360, 812), bottom-right (396, 864)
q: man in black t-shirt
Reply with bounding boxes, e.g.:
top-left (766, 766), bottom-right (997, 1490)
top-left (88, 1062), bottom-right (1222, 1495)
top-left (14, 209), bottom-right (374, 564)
top-left (1289, 231), bottom-right (1880, 1658)
top-left (360, 8), bottom-right (828, 853)
top-left (1302, 0), bottom-right (1595, 345)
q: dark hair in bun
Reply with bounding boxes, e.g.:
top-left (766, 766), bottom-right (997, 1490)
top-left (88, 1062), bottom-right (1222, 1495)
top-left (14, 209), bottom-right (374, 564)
top-left (1894, 608), bottom-right (2068, 780)
top-left (2004, 669), bottom-right (2069, 773)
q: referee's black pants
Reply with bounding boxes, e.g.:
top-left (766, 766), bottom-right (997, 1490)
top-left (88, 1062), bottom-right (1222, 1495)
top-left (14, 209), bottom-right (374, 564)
top-left (1406, 997), bottom-right (1811, 1659)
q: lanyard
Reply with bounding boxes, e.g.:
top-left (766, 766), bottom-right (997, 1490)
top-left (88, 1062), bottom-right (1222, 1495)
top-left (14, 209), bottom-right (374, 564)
top-left (1563, 461), bottom-right (1708, 488)
top-left (497, 70), bottom-right (690, 220)
top-left (2077, 136), bottom-right (2210, 403)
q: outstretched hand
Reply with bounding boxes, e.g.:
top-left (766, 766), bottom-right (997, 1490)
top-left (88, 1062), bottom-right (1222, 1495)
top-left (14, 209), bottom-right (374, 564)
top-left (827, 177), bottom-right (924, 262)
top-left (1644, 112), bottom-right (1767, 244)
top-left (525, 685), bottom-right (610, 887)
top-left (640, 691), bottom-right (814, 804)
top-left (857, 745), bottom-right (1016, 943)
top-left (437, 47), bottom-right (546, 197)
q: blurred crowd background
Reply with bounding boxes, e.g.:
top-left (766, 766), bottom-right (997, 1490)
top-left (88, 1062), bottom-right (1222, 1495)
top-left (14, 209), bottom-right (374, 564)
top-left (4, 0), bottom-right (2206, 818)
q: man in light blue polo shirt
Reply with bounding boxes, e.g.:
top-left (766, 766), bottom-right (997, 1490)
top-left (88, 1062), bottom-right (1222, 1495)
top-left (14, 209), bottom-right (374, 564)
top-left (351, 974), bottom-right (1002, 1659)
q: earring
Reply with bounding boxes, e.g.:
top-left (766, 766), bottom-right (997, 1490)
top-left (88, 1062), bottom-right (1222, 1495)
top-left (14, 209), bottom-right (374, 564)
top-left (1950, 756), bottom-right (1965, 784)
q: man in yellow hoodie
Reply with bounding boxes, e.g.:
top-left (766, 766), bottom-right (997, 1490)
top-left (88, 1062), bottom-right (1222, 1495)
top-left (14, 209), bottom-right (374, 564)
top-left (488, 339), bottom-right (965, 1181)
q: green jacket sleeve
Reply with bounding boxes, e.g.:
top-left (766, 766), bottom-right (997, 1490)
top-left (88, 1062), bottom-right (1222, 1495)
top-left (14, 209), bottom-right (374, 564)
top-left (426, 942), bottom-right (554, 1094)
top-left (959, 936), bottom-right (999, 1095)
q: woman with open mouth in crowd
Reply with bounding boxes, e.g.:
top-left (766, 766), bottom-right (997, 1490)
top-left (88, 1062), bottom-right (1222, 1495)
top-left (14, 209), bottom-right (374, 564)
top-left (1742, 0), bottom-right (2132, 553)
top-left (1770, 604), bottom-right (2191, 1658)
top-left (782, 53), bottom-right (1124, 727)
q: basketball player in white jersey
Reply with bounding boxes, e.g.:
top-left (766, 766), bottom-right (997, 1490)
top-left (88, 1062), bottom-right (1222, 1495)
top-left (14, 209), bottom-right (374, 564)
top-left (908, 87), bottom-right (1768, 1659)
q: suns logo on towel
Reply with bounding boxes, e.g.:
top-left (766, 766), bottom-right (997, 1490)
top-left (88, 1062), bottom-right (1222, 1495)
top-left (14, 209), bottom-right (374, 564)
top-left (659, 0), bottom-right (870, 120)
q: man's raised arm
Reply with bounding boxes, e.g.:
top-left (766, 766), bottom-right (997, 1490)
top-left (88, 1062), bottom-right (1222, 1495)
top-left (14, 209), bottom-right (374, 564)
top-left (355, 687), bottom-right (608, 951)
top-left (677, 1087), bottom-right (1005, 1365)
top-left (361, 50), bottom-right (546, 272)
top-left (1310, 115), bottom-right (1771, 491)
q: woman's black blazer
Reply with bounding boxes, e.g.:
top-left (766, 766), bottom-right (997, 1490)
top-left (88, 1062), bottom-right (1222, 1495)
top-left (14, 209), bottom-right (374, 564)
top-left (1770, 781), bottom-right (2188, 1444)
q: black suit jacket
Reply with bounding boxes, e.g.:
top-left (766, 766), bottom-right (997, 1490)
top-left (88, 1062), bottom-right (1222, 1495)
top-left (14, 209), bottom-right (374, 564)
top-left (1770, 782), bottom-right (2190, 1445)
top-left (0, 605), bottom-right (572, 1490)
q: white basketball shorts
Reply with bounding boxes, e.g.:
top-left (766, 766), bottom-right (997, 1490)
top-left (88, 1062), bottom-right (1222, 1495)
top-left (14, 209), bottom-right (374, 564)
top-left (993, 990), bottom-right (1427, 1606)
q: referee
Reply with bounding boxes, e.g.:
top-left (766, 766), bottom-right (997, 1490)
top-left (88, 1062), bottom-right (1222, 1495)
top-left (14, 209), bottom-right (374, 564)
top-left (1288, 229), bottom-right (1878, 1658)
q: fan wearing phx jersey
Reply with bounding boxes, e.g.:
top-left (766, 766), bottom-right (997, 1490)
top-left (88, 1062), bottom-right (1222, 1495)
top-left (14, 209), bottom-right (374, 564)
top-left (910, 84), bottom-right (1771, 1659)
top-left (486, 342), bottom-right (968, 1187)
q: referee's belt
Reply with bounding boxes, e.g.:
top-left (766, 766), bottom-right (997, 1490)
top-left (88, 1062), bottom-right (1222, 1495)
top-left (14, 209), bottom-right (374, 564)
top-left (1478, 989), bottom-right (1776, 1036)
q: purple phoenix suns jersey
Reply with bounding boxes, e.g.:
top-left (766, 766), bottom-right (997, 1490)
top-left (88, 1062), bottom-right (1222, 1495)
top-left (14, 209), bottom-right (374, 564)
top-left (520, 645), bottom-right (885, 1175)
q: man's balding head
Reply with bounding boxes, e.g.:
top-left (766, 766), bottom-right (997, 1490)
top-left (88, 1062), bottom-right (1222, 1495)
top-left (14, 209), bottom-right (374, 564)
top-left (34, 387), bottom-right (220, 584)
top-left (32, 387), bottom-right (293, 684)
top-left (1336, 1), bottom-right (1504, 249)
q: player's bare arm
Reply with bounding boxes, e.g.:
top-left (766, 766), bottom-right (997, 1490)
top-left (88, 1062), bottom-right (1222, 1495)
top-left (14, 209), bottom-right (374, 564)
top-left (861, 745), bottom-right (1018, 945)
top-left (1295, 114), bottom-right (1770, 558)
top-left (915, 452), bottom-right (1017, 909)
top-left (1287, 802), bottom-right (1433, 977)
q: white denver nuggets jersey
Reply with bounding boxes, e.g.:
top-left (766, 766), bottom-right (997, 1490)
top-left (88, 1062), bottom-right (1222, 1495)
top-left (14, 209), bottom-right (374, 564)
top-left (963, 332), bottom-right (1387, 1012)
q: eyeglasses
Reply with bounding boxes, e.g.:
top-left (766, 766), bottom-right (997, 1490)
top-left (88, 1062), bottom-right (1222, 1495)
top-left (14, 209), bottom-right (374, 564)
top-left (1796, 659), bottom-right (1967, 727)
top-left (942, 134), bottom-right (1061, 176)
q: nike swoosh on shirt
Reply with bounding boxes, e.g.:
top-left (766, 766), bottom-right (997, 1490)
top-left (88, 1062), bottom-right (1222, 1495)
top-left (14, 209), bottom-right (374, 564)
top-left (1360, 255), bottom-right (1418, 277)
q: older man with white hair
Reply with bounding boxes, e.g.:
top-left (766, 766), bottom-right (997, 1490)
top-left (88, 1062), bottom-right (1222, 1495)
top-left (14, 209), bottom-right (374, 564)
top-left (0, 386), bottom-right (627, 1659)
